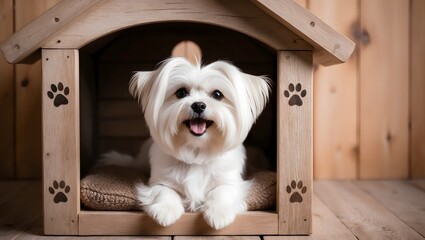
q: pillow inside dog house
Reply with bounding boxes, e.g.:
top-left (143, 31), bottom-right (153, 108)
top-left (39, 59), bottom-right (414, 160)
top-left (81, 166), bottom-right (276, 211)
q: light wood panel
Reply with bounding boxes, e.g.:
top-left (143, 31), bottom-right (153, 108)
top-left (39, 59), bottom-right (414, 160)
top-left (1, 0), bottom-right (102, 64)
top-left (0, 0), bottom-right (15, 179)
top-left (359, 0), bottom-right (409, 179)
top-left (278, 51), bottom-right (313, 234)
top-left (175, 237), bottom-right (260, 240)
top-left (15, 0), bottom-right (60, 179)
top-left (78, 211), bottom-right (278, 235)
top-left (358, 181), bottom-right (425, 236)
top-left (411, 0), bottom-right (425, 178)
top-left (42, 49), bottom-right (80, 235)
top-left (315, 181), bottom-right (424, 239)
top-left (251, 0), bottom-right (355, 65)
top-left (42, 0), bottom-right (310, 52)
top-left (310, 0), bottom-right (358, 180)
top-left (13, 217), bottom-right (171, 240)
top-left (265, 195), bottom-right (356, 240)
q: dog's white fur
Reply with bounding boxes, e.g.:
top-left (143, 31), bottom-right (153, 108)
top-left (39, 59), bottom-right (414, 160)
top-left (100, 57), bottom-right (270, 229)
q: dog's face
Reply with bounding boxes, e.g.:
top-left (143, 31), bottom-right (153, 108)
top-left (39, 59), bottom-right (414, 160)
top-left (130, 58), bottom-right (270, 164)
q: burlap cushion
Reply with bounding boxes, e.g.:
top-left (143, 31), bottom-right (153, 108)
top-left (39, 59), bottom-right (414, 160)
top-left (81, 165), bottom-right (276, 211)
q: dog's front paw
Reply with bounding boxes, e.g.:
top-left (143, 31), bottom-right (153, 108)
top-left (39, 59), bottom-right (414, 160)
top-left (144, 201), bottom-right (184, 227)
top-left (203, 206), bottom-right (236, 230)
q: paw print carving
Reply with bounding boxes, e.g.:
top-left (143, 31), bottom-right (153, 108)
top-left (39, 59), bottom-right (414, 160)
top-left (49, 180), bottom-right (70, 203)
top-left (286, 180), bottom-right (307, 203)
top-left (47, 82), bottom-right (69, 107)
top-left (284, 83), bottom-right (306, 106)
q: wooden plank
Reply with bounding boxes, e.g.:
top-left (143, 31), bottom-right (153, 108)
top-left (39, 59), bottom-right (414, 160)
top-left (277, 51), bottom-right (313, 234)
top-left (357, 181), bottom-right (425, 237)
top-left (265, 195), bottom-right (356, 240)
top-left (175, 237), bottom-right (260, 240)
top-left (359, 0), bottom-right (409, 179)
top-left (15, 217), bottom-right (171, 240)
top-left (410, 179), bottom-right (425, 192)
top-left (315, 181), bottom-right (424, 239)
top-left (0, 0), bottom-right (102, 63)
top-left (251, 0), bottom-right (355, 65)
top-left (14, 0), bottom-right (61, 179)
top-left (78, 211), bottom-right (278, 235)
top-left (309, 0), bottom-right (358, 180)
top-left (42, 49), bottom-right (80, 235)
top-left (14, 218), bottom-right (171, 240)
top-left (0, 0), bottom-right (15, 179)
top-left (41, 0), bottom-right (310, 52)
top-left (0, 181), bottom-right (42, 239)
top-left (295, 0), bottom-right (307, 7)
top-left (411, 0), bottom-right (425, 178)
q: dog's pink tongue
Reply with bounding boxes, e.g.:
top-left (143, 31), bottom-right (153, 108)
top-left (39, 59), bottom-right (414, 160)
top-left (190, 119), bottom-right (207, 135)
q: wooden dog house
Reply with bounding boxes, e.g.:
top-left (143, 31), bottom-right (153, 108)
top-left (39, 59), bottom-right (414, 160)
top-left (1, 0), bottom-right (354, 236)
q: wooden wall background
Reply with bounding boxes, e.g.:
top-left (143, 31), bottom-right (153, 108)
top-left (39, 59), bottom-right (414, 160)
top-left (0, 0), bottom-right (424, 180)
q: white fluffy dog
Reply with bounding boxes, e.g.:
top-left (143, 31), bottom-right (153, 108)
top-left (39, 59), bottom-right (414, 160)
top-left (101, 57), bottom-right (270, 230)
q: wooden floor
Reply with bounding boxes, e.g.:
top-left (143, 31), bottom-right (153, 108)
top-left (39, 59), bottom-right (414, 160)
top-left (1, 180), bottom-right (424, 239)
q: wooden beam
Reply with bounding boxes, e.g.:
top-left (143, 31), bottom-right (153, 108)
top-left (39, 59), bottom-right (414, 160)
top-left (0, 0), bottom-right (101, 64)
top-left (42, 49), bottom-right (80, 235)
top-left (0, 0), bottom-right (14, 179)
top-left (251, 0), bottom-right (355, 66)
top-left (78, 211), bottom-right (278, 235)
top-left (411, 0), bottom-right (425, 178)
top-left (41, 0), bottom-right (310, 52)
top-left (277, 51), bottom-right (313, 234)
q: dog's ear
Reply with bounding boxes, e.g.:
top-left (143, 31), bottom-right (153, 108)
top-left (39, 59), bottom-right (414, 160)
top-left (129, 71), bottom-right (154, 111)
top-left (241, 73), bottom-right (271, 119)
top-left (206, 61), bottom-right (271, 120)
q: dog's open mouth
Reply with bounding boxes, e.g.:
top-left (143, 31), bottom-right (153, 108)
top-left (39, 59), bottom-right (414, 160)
top-left (184, 118), bottom-right (213, 136)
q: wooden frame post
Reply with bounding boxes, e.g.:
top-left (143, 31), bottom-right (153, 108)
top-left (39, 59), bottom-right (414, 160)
top-left (42, 49), bottom-right (80, 235)
top-left (277, 50), bottom-right (313, 235)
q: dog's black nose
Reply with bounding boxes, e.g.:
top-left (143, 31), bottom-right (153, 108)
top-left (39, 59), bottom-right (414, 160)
top-left (191, 102), bottom-right (206, 114)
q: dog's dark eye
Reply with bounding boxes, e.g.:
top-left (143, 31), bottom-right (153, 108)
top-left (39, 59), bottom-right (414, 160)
top-left (175, 88), bottom-right (189, 99)
top-left (212, 90), bottom-right (224, 100)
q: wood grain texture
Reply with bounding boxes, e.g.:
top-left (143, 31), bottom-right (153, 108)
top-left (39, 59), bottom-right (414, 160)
top-left (78, 211), bottom-right (278, 235)
top-left (175, 237), bottom-right (260, 240)
top-left (315, 181), bottom-right (424, 239)
top-left (0, 0), bottom-right (15, 179)
top-left (277, 51), bottom-right (313, 234)
top-left (251, 0), bottom-right (355, 65)
top-left (42, 49), bottom-right (80, 235)
top-left (14, 218), bottom-right (171, 240)
top-left (411, 0), bottom-right (425, 178)
top-left (410, 179), bottom-right (425, 192)
top-left (1, 0), bottom-right (102, 63)
top-left (14, 0), bottom-right (60, 179)
top-left (41, 0), bottom-right (310, 52)
top-left (265, 195), bottom-right (356, 240)
top-left (357, 181), bottom-right (425, 237)
top-left (310, 0), bottom-right (358, 180)
top-left (0, 181), bottom-right (42, 239)
top-left (359, 0), bottom-right (409, 179)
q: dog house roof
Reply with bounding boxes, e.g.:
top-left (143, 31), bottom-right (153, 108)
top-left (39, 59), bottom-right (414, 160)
top-left (1, 0), bottom-right (354, 66)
